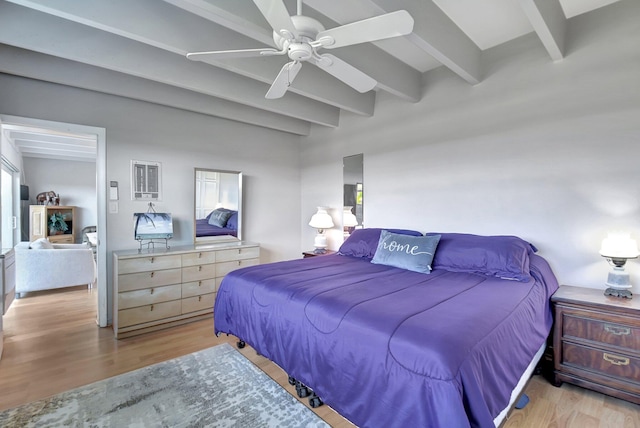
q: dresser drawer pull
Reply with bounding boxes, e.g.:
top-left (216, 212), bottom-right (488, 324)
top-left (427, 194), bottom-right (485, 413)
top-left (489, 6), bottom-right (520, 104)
top-left (198, 266), bottom-right (203, 271)
top-left (150, 272), bottom-right (155, 278)
top-left (237, 261), bottom-right (241, 266)
top-left (198, 281), bottom-right (202, 287)
top-left (238, 249), bottom-right (241, 254)
top-left (198, 296), bottom-right (202, 302)
top-left (198, 252), bottom-right (202, 258)
top-left (603, 353), bottom-right (629, 366)
top-left (150, 288), bottom-right (154, 295)
top-left (150, 304), bottom-right (154, 312)
top-left (604, 324), bottom-right (631, 336)
top-left (150, 257), bottom-right (155, 263)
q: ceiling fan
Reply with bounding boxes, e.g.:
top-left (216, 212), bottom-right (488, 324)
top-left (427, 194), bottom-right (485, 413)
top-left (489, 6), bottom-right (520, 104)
top-left (186, 0), bottom-right (414, 99)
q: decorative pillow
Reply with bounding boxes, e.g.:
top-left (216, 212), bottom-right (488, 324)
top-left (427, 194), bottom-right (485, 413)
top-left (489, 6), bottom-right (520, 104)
top-left (225, 211), bottom-right (238, 230)
top-left (207, 208), bottom-right (234, 228)
top-left (30, 238), bottom-right (54, 249)
top-left (338, 228), bottom-right (423, 259)
top-left (371, 231), bottom-right (441, 274)
top-left (428, 233), bottom-right (536, 282)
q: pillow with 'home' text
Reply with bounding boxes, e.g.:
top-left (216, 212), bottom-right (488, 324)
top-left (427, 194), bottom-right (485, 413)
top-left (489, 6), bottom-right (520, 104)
top-left (371, 230), bottom-right (441, 274)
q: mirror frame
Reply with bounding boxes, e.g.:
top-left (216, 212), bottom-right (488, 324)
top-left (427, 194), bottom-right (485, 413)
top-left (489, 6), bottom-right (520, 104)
top-left (343, 153), bottom-right (364, 232)
top-left (194, 168), bottom-right (243, 244)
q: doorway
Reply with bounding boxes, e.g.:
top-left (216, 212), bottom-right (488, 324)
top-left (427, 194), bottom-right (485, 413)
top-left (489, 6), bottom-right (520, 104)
top-left (0, 115), bottom-right (107, 327)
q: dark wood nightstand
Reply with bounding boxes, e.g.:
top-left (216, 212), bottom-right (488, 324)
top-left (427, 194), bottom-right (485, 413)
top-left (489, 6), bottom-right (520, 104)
top-left (302, 250), bottom-right (336, 258)
top-left (552, 285), bottom-right (640, 404)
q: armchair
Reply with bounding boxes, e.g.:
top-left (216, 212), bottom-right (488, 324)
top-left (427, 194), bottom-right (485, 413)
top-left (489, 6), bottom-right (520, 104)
top-left (14, 240), bottom-right (96, 298)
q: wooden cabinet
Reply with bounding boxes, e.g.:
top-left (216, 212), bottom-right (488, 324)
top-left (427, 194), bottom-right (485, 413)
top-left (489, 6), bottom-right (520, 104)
top-left (113, 242), bottom-right (259, 338)
top-left (29, 205), bottom-right (76, 243)
top-left (0, 248), bottom-right (16, 361)
top-left (552, 285), bottom-right (640, 404)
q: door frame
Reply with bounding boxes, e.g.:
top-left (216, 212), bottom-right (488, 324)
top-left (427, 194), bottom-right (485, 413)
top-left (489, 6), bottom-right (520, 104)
top-left (0, 114), bottom-right (108, 327)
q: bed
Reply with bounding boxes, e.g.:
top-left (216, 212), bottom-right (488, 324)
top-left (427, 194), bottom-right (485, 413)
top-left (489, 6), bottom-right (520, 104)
top-left (214, 229), bottom-right (559, 427)
top-left (196, 209), bottom-right (238, 237)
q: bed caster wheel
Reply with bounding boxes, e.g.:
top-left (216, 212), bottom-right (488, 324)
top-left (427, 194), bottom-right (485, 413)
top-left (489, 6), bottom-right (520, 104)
top-left (295, 381), bottom-right (310, 398)
top-left (309, 394), bottom-right (323, 408)
top-left (288, 375), bottom-right (296, 386)
top-left (237, 340), bottom-right (245, 349)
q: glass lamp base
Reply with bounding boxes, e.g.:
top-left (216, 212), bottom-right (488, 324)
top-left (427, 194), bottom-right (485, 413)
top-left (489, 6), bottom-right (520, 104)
top-left (313, 248), bottom-right (327, 254)
top-left (604, 287), bottom-right (633, 299)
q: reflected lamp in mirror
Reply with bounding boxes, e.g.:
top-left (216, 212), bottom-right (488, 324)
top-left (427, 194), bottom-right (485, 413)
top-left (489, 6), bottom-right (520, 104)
top-left (343, 206), bottom-right (358, 239)
top-left (309, 207), bottom-right (334, 254)
top-left (599, 232), bottom-right (639, 299)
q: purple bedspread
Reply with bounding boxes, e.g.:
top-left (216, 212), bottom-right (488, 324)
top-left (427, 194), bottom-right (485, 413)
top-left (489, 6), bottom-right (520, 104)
top-left (214, 253), bottom-right (558, 428)
top-left (195, 219), bottom-right (237, 237)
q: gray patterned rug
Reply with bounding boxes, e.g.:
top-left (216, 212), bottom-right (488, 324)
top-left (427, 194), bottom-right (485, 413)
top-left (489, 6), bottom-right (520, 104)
top-left (0, 343), bottom-right (329, 427)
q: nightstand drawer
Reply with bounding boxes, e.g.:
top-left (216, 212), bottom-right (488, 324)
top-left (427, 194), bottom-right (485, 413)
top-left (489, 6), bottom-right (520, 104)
top-left (563, 342), bottom-right (640, 382)
top-left (564, 314), bottom-right (640, 351)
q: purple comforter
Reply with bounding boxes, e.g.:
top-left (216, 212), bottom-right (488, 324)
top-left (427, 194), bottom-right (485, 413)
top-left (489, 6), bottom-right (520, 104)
top-left (214, 253), bottom-right (558, 427)
top-left (195, 219), bottom-right (237, 237)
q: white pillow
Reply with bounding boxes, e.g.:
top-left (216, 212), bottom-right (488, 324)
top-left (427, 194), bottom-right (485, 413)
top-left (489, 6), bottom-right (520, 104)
top-left (30, 238), bottom-right (54, 249)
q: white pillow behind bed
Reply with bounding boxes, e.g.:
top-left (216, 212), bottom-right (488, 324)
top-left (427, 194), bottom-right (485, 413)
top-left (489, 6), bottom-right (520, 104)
top-left (30, 238), bottom-right (54, 249)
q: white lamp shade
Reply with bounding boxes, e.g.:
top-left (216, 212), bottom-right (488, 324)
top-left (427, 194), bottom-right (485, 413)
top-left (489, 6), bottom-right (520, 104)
top-left (343, 206), bottom-right (358, 228)
top-left (600, 232), bottom-right (640, 259)
top-left (309, 207), bottom-right (334, 230)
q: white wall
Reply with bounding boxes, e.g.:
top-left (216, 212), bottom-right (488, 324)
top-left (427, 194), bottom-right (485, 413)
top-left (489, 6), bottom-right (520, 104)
top-left (0, 73), bottom-right (302, 323)
top-left (23, 157), bottom-right (96, 242)
top-left (301, 1), bottom-right (640, 292)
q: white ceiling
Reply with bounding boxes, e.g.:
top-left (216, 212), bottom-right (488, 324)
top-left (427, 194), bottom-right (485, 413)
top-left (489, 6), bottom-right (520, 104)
top-left (0, 0), bottom-right (624, 159)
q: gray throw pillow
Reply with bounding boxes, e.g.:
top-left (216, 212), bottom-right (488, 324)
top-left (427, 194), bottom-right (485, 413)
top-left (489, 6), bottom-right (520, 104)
top-left (371, 230), bottom-right (441, 274)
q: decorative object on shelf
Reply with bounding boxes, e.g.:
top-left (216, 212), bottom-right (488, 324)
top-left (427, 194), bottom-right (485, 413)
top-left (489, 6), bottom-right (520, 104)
top-left (35, 190), bottom-right (60, 206)
top-left (599, 231), bottom-right (639, 299)
top-left (343, 206), bottom-right (358, 239)
top-left (309, 207), bottom-right (334, 254)
top-left (133, 202), bottom-right (173, 252)
top-left (48, 212), bottom-right (69, 235)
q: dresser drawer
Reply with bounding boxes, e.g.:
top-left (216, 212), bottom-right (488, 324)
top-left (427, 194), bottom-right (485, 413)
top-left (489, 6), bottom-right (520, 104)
top-left (182, 263), bottom-right (217, 282)
top-left (181, 250), bottom-right (216, 267)
top-left (117, 255), bottom-right (181, 274)
top-left (182, 279), bottom-right (216, 298)
top-left (216, 258), bottom-right (259, 277)
top-left (216, 246), bottom-right (260, 262)
top-left (118, 300), bottom-right (182, 328)
top-left (118, 284), bottom-right (182, 310)
top-left (564, 314), bottom-right (640, 351)
top-left (118, 268), bottom-right (182, 292)
top-left (182, 292), bottom-right (215, 314)
top-left (562, 342), bottom-right (640, 383)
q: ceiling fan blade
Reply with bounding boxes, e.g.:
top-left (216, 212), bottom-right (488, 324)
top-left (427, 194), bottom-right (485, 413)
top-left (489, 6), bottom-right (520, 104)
top-left (312, 54), bottom-right (377, 93)
top-left (265, 61), bottom-right (302, 99)
top-left (315, 10), bottom-right (414, 49)
top-left (186, 48), bottom-right (281, 60)
top-left (253, 0), bottom-right (298, 40)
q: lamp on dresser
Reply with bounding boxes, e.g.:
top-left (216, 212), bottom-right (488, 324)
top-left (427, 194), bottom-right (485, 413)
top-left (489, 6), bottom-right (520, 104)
top-left (309, 207), bottom-right (334, 254)
top-left (599, 231), bottom-right (639, 299)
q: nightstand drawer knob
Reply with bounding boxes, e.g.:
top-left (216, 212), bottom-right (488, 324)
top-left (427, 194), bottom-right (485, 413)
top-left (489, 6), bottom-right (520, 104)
top-left (603, 353), bottom-right (629, 366)
top-left (604, 324), bottom-right (630, 336)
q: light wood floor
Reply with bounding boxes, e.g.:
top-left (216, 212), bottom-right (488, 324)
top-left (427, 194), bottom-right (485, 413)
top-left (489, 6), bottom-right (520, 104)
top-left (0, 287), bottom-right (638, 427)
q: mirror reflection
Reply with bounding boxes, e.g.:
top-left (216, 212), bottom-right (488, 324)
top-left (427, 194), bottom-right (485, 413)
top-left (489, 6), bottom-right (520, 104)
top-left (343, 154), bottom-right (363, 235)
top-left (194, 168), bottom-right (242, 243)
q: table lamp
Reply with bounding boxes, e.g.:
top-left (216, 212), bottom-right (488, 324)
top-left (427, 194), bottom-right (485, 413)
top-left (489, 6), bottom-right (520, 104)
top-left (599, 232), bottom-right (639, 299)
top-left (309, 207), bottom-right (334, 254)
top-left (343, 206), bottom-right (358, 238)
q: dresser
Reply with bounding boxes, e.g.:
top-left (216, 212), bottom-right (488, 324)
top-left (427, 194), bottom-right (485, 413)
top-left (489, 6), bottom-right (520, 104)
top-left (552, 285), bottom-right (640, 404)
top-left (113, 241), bottom-right (259, 338)
top-left (1, 248), bottom-right (16, 360)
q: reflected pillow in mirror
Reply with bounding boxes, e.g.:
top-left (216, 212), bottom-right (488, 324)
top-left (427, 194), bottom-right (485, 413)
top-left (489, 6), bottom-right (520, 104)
top-left (428, 232), bottom-right (536, 282)
top-left (371, 231), bottom-right (441, 274)
top-left (208, 208), bottom-right (234, 228)
top-left (338, 228), bottom-right (423, 259)
top-left (226, 211), bottom-right (238, 230)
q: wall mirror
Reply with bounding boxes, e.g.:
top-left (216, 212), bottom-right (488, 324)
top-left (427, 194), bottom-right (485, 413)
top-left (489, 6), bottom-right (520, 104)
top-left (343, 154), bottom-right (363, 234)
top-left (194, 168), bottom-right (242, 244)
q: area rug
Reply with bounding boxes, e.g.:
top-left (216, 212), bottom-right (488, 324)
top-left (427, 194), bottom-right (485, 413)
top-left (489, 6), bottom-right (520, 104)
top-left (0, 343), bottom-right (330, 427)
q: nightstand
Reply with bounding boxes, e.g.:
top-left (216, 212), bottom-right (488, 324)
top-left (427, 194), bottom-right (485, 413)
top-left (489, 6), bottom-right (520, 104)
top-left (552, 285), bottom-right (640, 404)
top-left (302, 250), bottom-right (336, 258)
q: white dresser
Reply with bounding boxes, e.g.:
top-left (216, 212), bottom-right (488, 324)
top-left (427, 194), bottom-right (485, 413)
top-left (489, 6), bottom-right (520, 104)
top-left (113, 241), bottom-right (259, 339)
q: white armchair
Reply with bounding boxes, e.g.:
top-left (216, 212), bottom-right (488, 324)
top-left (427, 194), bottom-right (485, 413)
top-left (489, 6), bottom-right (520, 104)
top-left (14, 240), bottom-right (96, 297)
